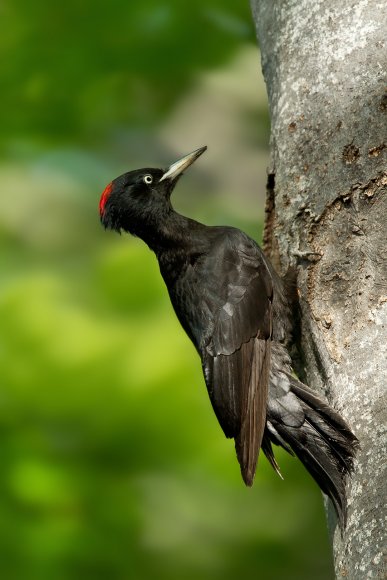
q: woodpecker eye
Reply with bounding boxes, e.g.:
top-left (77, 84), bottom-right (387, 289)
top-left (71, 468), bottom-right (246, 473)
top-left (143, 175), bottom-right (153, 185)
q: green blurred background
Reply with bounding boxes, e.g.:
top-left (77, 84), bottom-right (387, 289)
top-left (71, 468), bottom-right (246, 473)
top-left (0, 1), bottom-right (333, 579)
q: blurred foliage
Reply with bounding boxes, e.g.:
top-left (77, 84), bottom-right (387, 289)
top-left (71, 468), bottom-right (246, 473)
top-left (1, 0), bottom-right (254, 146)
top-left (0, 1), bottom-right (334, 579)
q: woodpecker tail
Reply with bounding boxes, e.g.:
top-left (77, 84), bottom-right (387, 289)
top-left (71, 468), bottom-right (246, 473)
top-left (262, 369), bottom-right (359, 529)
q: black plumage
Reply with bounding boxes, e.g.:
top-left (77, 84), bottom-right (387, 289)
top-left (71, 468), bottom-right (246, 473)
top-left (99, 147), bottom-right (358, 527)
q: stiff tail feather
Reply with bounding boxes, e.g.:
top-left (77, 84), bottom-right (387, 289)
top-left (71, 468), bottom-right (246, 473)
top-left (263, 372), bottom-right (359, 528)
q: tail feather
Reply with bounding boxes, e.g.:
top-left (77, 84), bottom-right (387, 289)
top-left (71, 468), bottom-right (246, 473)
top-left (273, 418), bottom-right (348, 526)
top-left (261, 436), bottom-right (283, 478)
top-left (266, 421), bottom-right (294, 455)
top-left (264, 372), bottom-right (358, 528)
top-left (289, 376), bottom-right (357, 473)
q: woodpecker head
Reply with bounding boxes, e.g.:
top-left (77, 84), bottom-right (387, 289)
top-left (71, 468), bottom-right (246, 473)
top-left (99, 146), bottom-right (207, 235)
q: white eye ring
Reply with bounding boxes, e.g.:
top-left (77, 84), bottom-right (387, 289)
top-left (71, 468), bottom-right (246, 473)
top-left (143, 174), bottom-right (153, 185)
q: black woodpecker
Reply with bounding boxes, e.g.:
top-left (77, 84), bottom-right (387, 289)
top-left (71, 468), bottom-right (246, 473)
top-left (99, 147), bottom-right (358, 527)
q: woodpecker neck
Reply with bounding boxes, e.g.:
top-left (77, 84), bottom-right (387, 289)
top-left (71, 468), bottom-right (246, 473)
top-left (126, 205), bottom-right (207, 257)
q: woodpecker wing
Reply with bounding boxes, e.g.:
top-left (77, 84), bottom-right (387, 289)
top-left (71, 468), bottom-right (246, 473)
top-left (198, 231), bottom-right (273, 485)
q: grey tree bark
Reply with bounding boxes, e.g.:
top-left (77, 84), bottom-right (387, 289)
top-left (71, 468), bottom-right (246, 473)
top-left (249, 1), bottom-right (387, 578)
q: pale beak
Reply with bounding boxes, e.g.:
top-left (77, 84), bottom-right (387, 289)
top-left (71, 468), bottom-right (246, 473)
top-left (159, 146), bottom-right (207, 182)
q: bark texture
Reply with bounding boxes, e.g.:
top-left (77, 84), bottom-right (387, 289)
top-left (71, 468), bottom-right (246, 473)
top-left (250, 1), bottom-right (386, 578)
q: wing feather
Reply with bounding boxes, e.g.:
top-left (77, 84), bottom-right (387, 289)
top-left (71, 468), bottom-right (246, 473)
top-left (198, 230), bottom-right (273, 484)
top-left (235, 336), bottom-right (271, 485)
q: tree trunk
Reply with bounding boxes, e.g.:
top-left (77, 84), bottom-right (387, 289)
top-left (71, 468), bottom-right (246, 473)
top-left (250, 1), bottom-right (387, 578)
